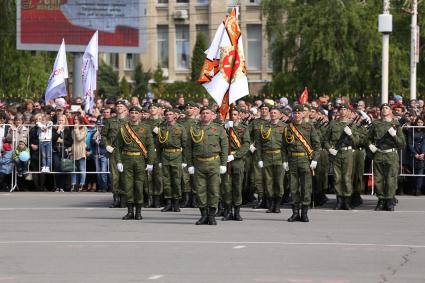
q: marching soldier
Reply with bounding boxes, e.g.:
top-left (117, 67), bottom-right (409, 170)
top-left (248, 103), bottom-right (270, 208)
top-left (148, 103), bottom-right (164, 208)
top-left (101, 100), bottom-right (128, 208)
top-left (187, 106), bottom-right (228, 225)
top-left (284, 105), bottom-right (321, 222)
top-left (368, 103), bottom-right (406, 211)
top-left (157, 109), bottom-right (187, 212)
top-left (324, 104), bottom-right (359, 210)
top-left (222, 107), bottom-right (250, 221)
top-left (256, 107), bottom-right (286, 213)
top-left (114, 106), bottom-right (155, 220)
top-left (179, 101), bottom-right (200, 207)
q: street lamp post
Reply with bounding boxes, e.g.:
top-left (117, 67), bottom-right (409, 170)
top-left (379, 0), bottom-right (392, 104)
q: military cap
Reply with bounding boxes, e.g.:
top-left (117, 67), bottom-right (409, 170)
top-left (260, 103), bottom-right (273, 109)
top-left (303, 104), bottom-right (312, 111)
top-left (140, 107), bottom-right (149, 113)
top-left (186, 101), bottom-right (200, 108)
top-left (338, 103), bottom-right (349, 110)
top-left (149, 102), bottom-right (162, 109)
top-left (115, 100), bottom-right (128, 107)
top-left (164, 108), bottom-right (180, 115)
top-left (270, 106), bottom-right (281, 113)
top-left (281, 108), bottom-right (291, 116)
top-left (292, 104), bottom-right (304, 112)
top-left (200, 105), bottom-right (213, 113)
top-left (129, 106), bottom-right (141, 112)
top-left (380, 103), bottom-right (391, 110)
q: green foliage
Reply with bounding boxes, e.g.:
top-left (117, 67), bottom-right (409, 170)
top-left (151, 65), bottom-right (166, 97)
top-left (191, 33), bottom-right (208, 81)
top-left (132, 63), bottom-right (151, 97)
top-left (120, 77), bottom-right (130, 99)
top-left (97, 62), bottom-right (120, 98)
top-left (262, 0), bottom-right (421, 98)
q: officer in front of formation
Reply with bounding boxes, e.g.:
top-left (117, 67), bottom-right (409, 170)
top-left (101, 100), bottom-right (129, 208)
top-left (157, 108), bottom-right (187, 213)
top-left (221, 107), bottom-right (250, 221)
top-left (368, 103), bottom-right (406, 211)
top-left (283, 105), bottom-right (321, 222)
top-left (256, 106), bottom-right (286, 214)
top-left (187, 106), bottom-right (228, 225)
top-left (114, 106), bottom-right (155, 220)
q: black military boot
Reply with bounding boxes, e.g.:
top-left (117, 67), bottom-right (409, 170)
top-left (334, 196), bottom-right (344, 210)
top-left (233, 205), bottom-right (243, 221)
top-left (134, 204), bottom-right (143, 220)
top-left (351, 192), bottom-right (363, 208)
top-left (161, 199), bottom-right (172, 212)
top-left (274, 197), bottom-right (282, 213)
top-left (300, 205), bottom-right (309, 222)
top-left (195, 208), bottom-right (208, 225)
top-left (344, 197), bottom-right (352, 210)
top-left (182, 192), bottom-right (190, 208)
top-left (266, 198), bottom-right (275, 213)
top-left (208, 207), bottom-right (217, 225)
top-left (374, 199), bottom-right (385, 211)
top-left (385, 199), bottom-right (395, 211)
top-left (215, 201), bottom-right (224, 217)
top-left (191, 193), bottom-right (198, 208)
top-left (122, 203), bottom-right (134, 220)
top-left (287, 205), bottom-right (300, 222)
top-left (221, 204), bottom-right (233, 221)
top-left (281, 191), bottom-right (292, 204)
top-left (172, 199), bottom-right (181, 212)
top-left (110, 193), bottom-right (120, 208)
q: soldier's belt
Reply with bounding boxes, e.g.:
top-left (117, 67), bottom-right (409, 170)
top-left (264, 149), bottom-right (281, 154)
top-left (162, 148), bottom-right (182, 153)
top-left (340, 146), bottom-right (352, 150)
top-left (123, 150), bottom-right (143, 156)
top-left (196, 155), bottom-right (219, 161)
top-left (377, 148), bottom-right (397, 153)
top-left (289, 152), bottom-right (306, 157)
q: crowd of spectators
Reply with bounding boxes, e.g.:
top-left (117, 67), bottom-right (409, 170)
top-left (0, 93), bottom-right (424, 195)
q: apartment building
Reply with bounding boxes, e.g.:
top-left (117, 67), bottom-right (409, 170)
top-left (100, 0), bottom-right (272, 95)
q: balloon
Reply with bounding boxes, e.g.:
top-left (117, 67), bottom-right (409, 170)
top-left (19, 151), bottom-right (30, 162)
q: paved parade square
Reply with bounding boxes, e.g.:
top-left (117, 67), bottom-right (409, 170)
top-left (0, 192), bottom-right (424, 283)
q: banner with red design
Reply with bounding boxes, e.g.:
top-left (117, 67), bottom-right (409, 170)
top-left (298, 87), bottom-right (309, 105)
top-left (198, 8), bottom-right (249, 117)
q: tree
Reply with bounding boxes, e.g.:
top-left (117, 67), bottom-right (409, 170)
top-left (97, 63), bottom-right (120, 98)
top-left (151, 64), bottom-right (166, 98)
top-left (120, 77), bottom-right (130, 99)
top-left (132, 63), bottom-right (151, 97)
top-left (191, 32), bottom-right (208, 81)
top-left (262, 0), bottom-right (415, 97)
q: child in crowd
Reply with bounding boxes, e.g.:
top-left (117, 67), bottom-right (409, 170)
top-left (0, 143), bottom-right (13, 192)
top-left (37, 114), bottom-right (53, 173)
top-left (12, 140), bottom-right (30, 177)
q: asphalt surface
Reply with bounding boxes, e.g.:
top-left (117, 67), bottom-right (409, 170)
top-left (1, 192), bottom-right (425, 283)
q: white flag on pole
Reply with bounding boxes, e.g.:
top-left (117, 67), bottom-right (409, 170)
top-left (45, 39), bottom-right (68, 103)
top-left (82, 31), bottom-right (98, 114)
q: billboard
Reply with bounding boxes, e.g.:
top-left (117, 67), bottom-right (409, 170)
top-left (17, 0), bottom-right (147, 53)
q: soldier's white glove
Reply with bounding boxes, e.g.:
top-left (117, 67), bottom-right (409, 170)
top-left (182, 163), bottom-right (187, 169)
top-left (117, 163), bottom-right (124, 172)
top-left (283, 162), bottom-right (289, 172)
top-left (258, 161), bottom-right (264, 168)
top-left (227, 155), bottom-right (235, 162)
top-left (146, 164), bottom-right (154, 172)
top-left (249, 144), bottom-right (256, 153)
top-left (158, 163), bottom-right (162, 168)
top-left (106, 145), bottom-right (114, 153)
top-left (224, 121), bottom-right (233, 129)
top-left (388, 127), bottom-right (397, 137)
top-left (343, 126), bottom-right (352, 136)
top-left (329, 148), bottom-right (338, 156)
top-left (188, 166), bottom-right (195, 175)
top-left (310, 160), bottom-right (318, 170)
top-left (369, 144), bottom-right (378, 153)
top-left (153, 126), bottom-right (159, 134)
top-left (219, 166), bottom-right (227, 174)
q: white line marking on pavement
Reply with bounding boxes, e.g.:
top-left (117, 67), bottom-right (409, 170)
top-left (148, 275), bottom-right (164, 280)
top-left (0, 240), bottom-right (424, 249)
top-left (0, 208), bottom-right (112, 210)
top-left (233, 245), bottom-right (246, 249)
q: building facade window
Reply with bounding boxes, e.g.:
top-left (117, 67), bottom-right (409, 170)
top-left (268, 33), bottom-right (276, 70)
top-left (157, 25), bottom-right (169, 68)
top-left (196, 24), bottom-right (209, 43)
top-left (125, 54), bottom-right (138, 70)
top-left (157, 0), bottom-right (168, 4)
top-left (176, 25), bottom-right (189, 69)
top-left (107, 53), bottom-right (119, 69)
top-left (176, 0), bottom-right (189, 3)
top-left (197, 0), bottom-right (209, 4)
top-left (247, 0), bottom-right (261, 4)
top-left (247, 24), bottom-right (262, 70)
